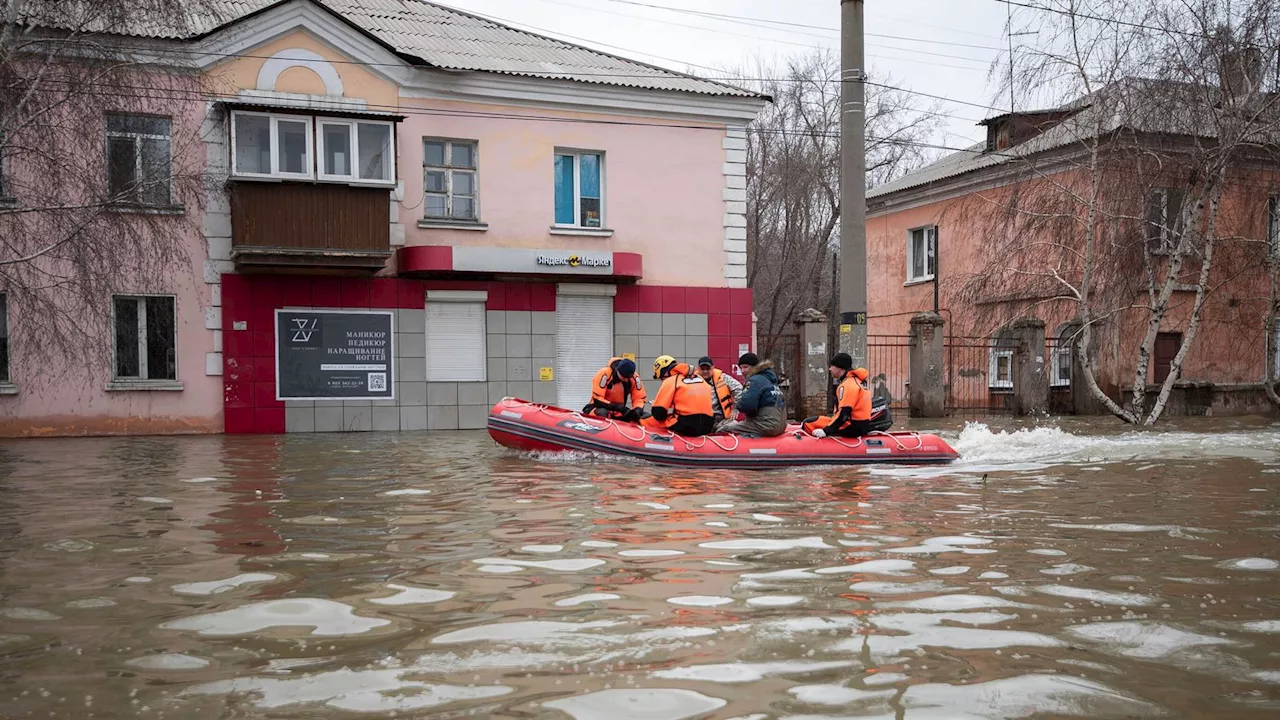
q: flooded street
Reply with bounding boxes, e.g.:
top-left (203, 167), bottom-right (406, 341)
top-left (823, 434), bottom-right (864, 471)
top-left (1, 419), bottom-right (1279, 719)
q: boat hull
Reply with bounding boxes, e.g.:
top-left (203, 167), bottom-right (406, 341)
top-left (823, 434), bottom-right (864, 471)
top-left (487, 399), bottom-right (958, 469)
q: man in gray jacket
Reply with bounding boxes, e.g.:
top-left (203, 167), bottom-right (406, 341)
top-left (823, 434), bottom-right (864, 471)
top-left (717, 353), bottom-right (786, 437)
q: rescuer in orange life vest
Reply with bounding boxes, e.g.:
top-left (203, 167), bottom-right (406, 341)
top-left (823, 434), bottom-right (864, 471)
top-left (582, 357), bottom-right (647, 422)
top-left (801, 352), bottom-right (873, 438)
top-left (640, 355), bottom-right (716, 436)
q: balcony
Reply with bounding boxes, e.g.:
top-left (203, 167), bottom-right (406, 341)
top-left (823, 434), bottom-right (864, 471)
top-left (229, 182), bottom-right (392, 273)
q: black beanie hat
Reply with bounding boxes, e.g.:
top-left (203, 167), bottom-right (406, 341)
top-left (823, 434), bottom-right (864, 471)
top-left (830, 352), bottom-right (853, 371)
top-left (738, 352), bottom-right (759, 366)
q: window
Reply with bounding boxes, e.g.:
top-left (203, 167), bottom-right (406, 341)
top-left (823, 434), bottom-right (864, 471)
top-left (1268, 195), bottom-right (1278, 259)
top-left (1050, 324), bottom-right (1075, 387)
top-left (106, 114), bottom-right (172, 206)
top-left (554, 151), bottom-right (603, 228)
top-left (113, 296), bottom-right (176, 381)
top-left (1273, 321), bottom-right (1279, 381)
top-left (989, 328), bottom-right (1015, 389)
top-left (907, 226), bottom-right (937, 283)
top-left (423, 139), bottom-right (478, 221)
top-left (1273, 322), bottom-right (1279, 381)
top-left (232, 111), bottom-right (313, 180)
top-left (0, 130), bottom-right (10, 200)
top-left (319, 119), bottom-right (394, 183)
top-left (1152, 331), bottom-right (1182, 384)
top-left (0, 294), bottom-right (9, 383)
top-left (1145, 188), bottom-right (1185, 253)
top-left (425, 295), bottom-right (486, 382)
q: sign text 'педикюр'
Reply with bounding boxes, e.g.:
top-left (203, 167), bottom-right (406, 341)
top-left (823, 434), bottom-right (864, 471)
top-left (275, 310), bottom-right (395, 401)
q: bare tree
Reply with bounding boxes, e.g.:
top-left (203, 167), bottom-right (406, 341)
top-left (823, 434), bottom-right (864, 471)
top-left (735, 50), bottom-right (939, 360)
top-left (954, 0), bottom-right (1280, 424)
top-left (0, 0), bottom-right (214, 389)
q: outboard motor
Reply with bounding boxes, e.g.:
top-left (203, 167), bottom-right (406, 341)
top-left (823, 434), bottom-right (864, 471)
top-left (868, 396), bottom-right (893, 432)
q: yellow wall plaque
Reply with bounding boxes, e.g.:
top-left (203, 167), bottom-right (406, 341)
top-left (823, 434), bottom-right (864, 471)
top-left (621, 353), bottom-right (636, 361)
top-left (539, 367), bottom-right (554, 382)
top-left (840, 324), bottom-right (852, 333)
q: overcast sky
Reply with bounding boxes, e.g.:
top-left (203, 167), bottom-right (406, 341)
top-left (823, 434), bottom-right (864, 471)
top-left (437, 0), bottom-right (1019, 150)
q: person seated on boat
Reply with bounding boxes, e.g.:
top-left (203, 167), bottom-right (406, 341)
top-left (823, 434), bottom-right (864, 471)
top-left (641, 355), bottom-right (716, 436)
top-left (801, 353), bottom-right (872, 439)
top-left (582, 357), bottom-right (646, 422)
top-left (717, 352), bottom-right (786, 438)
top-left (694, 356), bottom-right (742, 429)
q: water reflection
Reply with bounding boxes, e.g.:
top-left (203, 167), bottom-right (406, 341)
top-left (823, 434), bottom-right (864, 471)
top-left (0, 422), bottom-right (1277, 718)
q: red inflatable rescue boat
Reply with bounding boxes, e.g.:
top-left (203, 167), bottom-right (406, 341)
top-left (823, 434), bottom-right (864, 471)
top-left (487, 399), bottom-right (959, 468)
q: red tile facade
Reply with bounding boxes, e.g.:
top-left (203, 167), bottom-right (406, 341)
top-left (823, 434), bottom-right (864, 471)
top-left (222, 275), bottom-right (753, 434)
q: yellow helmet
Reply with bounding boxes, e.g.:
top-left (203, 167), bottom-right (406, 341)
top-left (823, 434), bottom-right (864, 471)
top-left (653, 355), bottom-right (678, 379)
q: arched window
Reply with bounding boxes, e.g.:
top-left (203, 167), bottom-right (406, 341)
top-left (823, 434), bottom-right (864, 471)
top-left (1050, 324), bottom-right (1076, 387)
top-left (988, 327), bottom-right (1015, 389)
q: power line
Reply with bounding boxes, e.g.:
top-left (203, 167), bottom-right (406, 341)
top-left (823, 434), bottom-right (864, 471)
top-left (606, 0), bottom-right (1009, 51)
top-left (866, 81), bottom-right (1007, 113)
top-left (520, 0), bottom-right (996, 71)
top-left (992, 0), bottom-right (1214, 40)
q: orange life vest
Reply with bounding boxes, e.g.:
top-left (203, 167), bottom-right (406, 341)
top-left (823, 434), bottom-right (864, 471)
top-left (835, 373), bottom-right (871, 421)
top-left (708, 368), bottom-right (735, 417)
top-left (647, 366), bottom-right (714, 427)
top-left (590, 357), bottom-right (646, 409)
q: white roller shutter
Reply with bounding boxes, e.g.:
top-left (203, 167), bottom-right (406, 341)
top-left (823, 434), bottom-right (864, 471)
top-left (556, 294), bottom-right (614, 410)
top-left (426, 299), bottom-right (486, 382)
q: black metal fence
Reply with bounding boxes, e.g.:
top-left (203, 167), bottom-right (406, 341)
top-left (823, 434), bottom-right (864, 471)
top-left (868, 335), bottom-right (911, 410)
top-left (1046, 335), bottom-right (1075, 413)
top-left (944, 336), bottom-right (1018, 416)
top-left (772, 333), bottom-right (803, 419)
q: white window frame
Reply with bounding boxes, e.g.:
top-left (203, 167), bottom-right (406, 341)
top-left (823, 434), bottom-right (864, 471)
top-left (422, 138), bottom-right (479, 221)
top-left (906, 225), bottom-right (936, 283)
top-left (111, 294), bottom-right (178, 382)
top-left (0, 130), bottom-right (10, 200)
top-left (989, 329), bottom-right (1015, 390)
top-left (1146, 187), bottom-right (1184, 254)
top-left (318, 118), bottom-right (357, 182)
top-left (318, 118), bottom-right (396, 185)
top-left (1049, 325), bottom-right (1074, 388)
top-left (106, 113), bottom-right (172, 206)
top-left (424, 291), bottom-right (487, 383)
top-left (1273, 320), bottom-right (1279, 382)
top-left (0, 292), bottom-right (9, 384)
top-left (553, 149), bottom-right (605, 229)
top-left (230, 110), bottom-right (315, 181)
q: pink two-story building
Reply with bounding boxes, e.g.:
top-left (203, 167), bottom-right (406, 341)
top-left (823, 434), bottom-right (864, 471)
top-left (1, 0), bottom-right (765, 436)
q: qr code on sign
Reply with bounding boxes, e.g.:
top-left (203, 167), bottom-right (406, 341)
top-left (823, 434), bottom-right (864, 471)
top-left (367, 373), bottom-right (387, 392)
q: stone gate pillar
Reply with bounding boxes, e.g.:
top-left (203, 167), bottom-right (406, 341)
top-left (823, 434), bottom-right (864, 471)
top-left (909, 312), bottom-right (945, 418)
top-left (1011, 317), bottom-right (1048, 415)
top-left (795, 308), bottom-right (830, 418)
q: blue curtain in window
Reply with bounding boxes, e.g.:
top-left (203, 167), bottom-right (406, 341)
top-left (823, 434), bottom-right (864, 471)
top-left (554, 154), bottom-right (574, 225)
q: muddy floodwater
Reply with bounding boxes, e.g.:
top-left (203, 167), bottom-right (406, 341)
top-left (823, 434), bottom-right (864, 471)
top-left (1, 419), bottom-right (1279, 719)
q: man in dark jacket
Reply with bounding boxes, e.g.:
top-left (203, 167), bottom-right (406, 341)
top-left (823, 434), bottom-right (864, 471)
top-left (717, 353), bottom-right (786, 437)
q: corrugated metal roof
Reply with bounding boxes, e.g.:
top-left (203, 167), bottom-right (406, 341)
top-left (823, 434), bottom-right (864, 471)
top-left (106, 0), bottom-right (759, 97)
top-left (869, 78), bottom-right (1266, 201)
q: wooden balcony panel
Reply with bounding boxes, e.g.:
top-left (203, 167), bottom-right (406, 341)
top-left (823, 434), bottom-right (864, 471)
top-left (229, 182), bottom-right (392, 273)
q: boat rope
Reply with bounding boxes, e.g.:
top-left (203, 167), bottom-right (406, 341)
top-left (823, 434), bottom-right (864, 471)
top-left (610, 419), bottom-right (648, 442)
top-left (681, 435), bottom-right (707, 449)
top-left (867, 431), bottom-right (924, 451)
top-left (707, 434), bottom-right (740, 452)
top-left (829, 436), bottom-right (864, 450)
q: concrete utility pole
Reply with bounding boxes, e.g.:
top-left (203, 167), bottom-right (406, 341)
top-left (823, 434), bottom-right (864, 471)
top-left (839, 0), bottom-right (868, 367)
